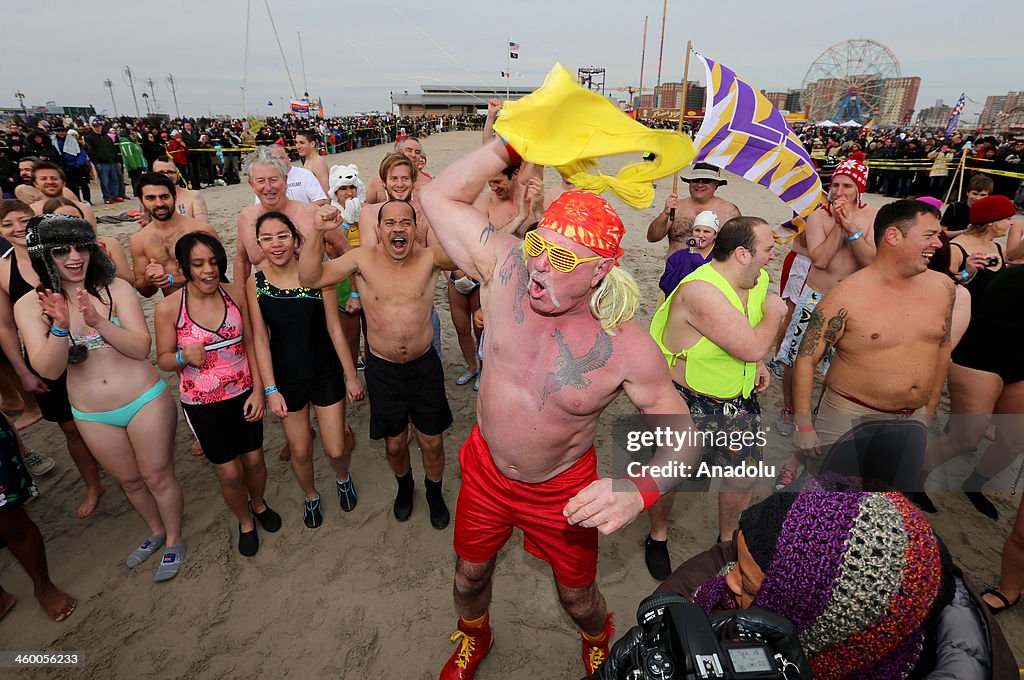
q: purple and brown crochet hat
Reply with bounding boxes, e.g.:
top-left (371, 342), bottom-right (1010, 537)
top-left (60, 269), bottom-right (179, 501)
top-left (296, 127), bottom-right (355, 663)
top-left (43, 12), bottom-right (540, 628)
top-left (695, 480), bottom-right (946, 680)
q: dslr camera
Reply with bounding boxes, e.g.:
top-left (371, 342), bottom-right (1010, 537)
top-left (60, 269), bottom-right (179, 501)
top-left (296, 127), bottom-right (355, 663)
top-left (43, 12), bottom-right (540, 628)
top-left (686, 236), bottom-right (706, 249)
top-left (596, 593), bottom-right (811, 680)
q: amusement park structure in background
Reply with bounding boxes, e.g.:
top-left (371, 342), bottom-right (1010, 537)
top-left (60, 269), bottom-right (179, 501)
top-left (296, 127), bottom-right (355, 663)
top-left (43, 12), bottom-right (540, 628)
top-left (801, 39), bottom-right (919, 126)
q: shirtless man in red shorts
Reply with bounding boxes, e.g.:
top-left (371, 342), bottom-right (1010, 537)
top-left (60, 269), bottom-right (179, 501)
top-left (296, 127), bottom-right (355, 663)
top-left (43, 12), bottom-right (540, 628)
top-left (420, 138), bottom-right (698, 678)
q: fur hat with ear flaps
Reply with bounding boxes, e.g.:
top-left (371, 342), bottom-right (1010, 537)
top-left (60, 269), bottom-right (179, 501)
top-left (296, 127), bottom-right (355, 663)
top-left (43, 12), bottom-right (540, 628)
top-left (26, 214), bottom-right (116, 295)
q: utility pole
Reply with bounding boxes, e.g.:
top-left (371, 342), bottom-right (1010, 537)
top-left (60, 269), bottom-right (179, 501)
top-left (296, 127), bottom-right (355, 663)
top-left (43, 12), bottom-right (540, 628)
top-left (145, 78), bottom-right (159, 113)
top-left (103, 79), bottom-right (118, 116)
top-left (122, 66), bottom-right (141, 117)
top-left (166, 74), bottom-right (180, 118)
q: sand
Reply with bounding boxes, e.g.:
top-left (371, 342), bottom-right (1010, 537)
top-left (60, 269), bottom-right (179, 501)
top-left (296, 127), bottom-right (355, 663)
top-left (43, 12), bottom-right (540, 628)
top-left (1, 131), bottom-right (1020, 678)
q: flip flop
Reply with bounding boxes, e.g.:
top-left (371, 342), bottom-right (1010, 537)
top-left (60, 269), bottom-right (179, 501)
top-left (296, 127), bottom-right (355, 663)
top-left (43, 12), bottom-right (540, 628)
top-left (981, 588), bottom-right (1020, 615)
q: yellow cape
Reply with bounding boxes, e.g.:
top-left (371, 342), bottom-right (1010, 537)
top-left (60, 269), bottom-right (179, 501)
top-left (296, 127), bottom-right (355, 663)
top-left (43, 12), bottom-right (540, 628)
top-left (494, 63), bottom-right (696, 209)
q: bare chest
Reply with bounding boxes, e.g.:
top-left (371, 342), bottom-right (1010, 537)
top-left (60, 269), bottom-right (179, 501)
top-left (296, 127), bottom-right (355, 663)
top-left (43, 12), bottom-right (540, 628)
top-left (843, 297), bottom-right (946, 350)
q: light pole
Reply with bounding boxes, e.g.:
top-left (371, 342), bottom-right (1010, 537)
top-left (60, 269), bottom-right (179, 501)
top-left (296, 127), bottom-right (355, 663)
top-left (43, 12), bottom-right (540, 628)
top-left (14, 90), bottom-right (26, 115)
top-left (122, 66), bottom-right (141, 117)
top-left (103, 79), bottom-right (118, 116)
top-left (142, 92), bottom-right (151, 116)
top-left (166, 74), bottom-right (180, 118)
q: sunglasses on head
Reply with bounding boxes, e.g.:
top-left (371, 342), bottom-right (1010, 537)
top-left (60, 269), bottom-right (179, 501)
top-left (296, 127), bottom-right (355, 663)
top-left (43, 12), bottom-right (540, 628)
top-left (524, 231), bottom-right (601, 273)
top-left (50, 244), bottom-right (91, 259)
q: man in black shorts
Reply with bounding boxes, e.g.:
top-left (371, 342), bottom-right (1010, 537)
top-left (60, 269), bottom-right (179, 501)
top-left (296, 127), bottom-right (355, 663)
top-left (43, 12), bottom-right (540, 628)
top-left (299, 199), bottom-right (455, 529)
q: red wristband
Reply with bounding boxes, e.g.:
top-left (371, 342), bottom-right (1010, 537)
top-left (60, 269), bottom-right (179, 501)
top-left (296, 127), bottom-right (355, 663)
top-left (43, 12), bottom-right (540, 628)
top-left (795, 424), bottom-right (815, 433)
top-left (627, 474), bottom-right (661, 512)
top-left (500, 137), bottom-right (522, 166)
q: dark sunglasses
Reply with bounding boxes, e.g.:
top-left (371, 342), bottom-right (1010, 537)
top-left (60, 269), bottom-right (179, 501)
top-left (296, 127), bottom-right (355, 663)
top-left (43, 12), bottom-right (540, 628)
top-left (50, 244), bottom-right (91, 259)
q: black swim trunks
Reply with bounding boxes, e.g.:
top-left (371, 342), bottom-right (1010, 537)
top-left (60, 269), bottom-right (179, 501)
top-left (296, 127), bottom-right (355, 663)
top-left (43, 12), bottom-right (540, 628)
top-left (364, 346), bottom-right (452, 440)
top-left (674, 383), bottom-right (762, 468)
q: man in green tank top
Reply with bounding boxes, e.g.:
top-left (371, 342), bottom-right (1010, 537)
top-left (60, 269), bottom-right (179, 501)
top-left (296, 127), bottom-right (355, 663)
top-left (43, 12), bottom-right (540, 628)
top-left (650, 216), bottom-right (787, 545)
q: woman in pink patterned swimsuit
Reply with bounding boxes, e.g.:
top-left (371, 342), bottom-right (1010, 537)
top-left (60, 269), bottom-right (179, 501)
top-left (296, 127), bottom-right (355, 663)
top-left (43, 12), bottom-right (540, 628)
top-left (155, 232), bottom-right (281, 557)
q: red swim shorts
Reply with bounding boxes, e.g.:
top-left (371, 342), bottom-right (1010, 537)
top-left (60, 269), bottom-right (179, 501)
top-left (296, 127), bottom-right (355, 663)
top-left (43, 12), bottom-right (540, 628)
top-left (454, 424), bottom-right (599, 588)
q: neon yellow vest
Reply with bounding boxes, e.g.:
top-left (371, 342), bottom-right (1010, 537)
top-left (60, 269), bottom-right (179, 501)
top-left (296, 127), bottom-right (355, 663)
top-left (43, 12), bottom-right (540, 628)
top-left (650, 264), bottom-right (769, 399)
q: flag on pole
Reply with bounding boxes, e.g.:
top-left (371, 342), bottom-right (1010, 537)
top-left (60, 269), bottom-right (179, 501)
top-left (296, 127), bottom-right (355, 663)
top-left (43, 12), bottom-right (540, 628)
top-left (863, 119), bottom-right (875, 130)
top-left (290, 99), bottom-right (309, 114)
top-left (509, 41), bottom-right (520, 50)
top-left (693, 54), bottom-right (822, 241)
top-left (317, 97), bottom-right (324, 117)
top-left (945, 93), bottom-right (966, 136)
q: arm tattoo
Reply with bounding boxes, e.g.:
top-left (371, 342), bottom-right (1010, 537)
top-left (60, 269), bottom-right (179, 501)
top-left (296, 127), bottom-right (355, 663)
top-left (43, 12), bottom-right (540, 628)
top-left (498, 245), bottom-right (529, 324)
top-left (941, 280), bottom-right (955, 345)
top-left (820, 308), bottom-right (848, 357)
top-left (478, 222), bottom-right (496, 245)
top-left (540, 330), bottom-right (613, 410)
top-left (797, 309), bottom-right (824, 357)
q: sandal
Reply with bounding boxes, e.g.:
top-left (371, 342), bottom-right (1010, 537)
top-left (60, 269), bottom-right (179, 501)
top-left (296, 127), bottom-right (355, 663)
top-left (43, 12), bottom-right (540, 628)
top-left (456, 368), bottom-right (479, 386)
top-left (981, 588), bottom-right (1020, 615)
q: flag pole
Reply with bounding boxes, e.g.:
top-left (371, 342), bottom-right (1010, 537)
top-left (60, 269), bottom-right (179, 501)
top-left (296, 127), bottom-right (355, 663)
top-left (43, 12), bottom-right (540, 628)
top-left (669, 40), bottom-right (692, 224)
top-left (654, 0), bottom-right (667, 108)
top-left (506, 37), bottom-right (511, 100)
top-left (637, 16), bottom-right (648, 112)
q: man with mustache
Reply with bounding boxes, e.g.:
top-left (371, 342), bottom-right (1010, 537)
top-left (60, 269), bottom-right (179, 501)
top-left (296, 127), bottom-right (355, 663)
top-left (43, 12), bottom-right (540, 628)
top-left (298, 199), bottom-right (455, 531)
top-left (128, 173), bottom-right (219, 298)
top-left (418, 138), bottom-right (699, 678)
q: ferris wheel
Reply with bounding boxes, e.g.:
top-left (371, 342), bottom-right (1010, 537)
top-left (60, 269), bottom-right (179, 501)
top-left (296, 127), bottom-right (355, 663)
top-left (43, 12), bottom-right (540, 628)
top-left (801, 39), bottom-right (901, 124)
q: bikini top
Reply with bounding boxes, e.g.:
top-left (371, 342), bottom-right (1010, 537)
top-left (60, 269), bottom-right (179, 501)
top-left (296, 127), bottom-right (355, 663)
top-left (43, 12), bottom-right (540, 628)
top-left (70, 288), bottom-right (119, 351)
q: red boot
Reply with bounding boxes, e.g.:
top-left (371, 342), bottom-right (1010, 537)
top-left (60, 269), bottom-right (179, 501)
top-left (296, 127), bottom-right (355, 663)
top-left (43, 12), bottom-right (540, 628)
top-left (581, 613), bottom-right (614, 676)
top-left (440, 613), bottom-right (493, 679)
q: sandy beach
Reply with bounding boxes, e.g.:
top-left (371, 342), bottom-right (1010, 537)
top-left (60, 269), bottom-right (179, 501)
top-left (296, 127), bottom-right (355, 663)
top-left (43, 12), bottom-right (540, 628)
top-left (1, 130), bottom-right (1020, 678)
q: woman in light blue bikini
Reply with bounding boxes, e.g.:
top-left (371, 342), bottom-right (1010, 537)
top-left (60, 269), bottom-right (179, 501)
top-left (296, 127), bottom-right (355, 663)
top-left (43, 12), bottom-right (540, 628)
top-left (14, 214), bottom-right (185, 582)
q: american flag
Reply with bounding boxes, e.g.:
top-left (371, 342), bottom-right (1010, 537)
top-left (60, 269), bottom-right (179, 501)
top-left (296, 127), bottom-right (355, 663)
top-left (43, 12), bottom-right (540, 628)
top-left (509, 41), bottom-right (520, 50)
top-left (945, 93), bottom-right (966, 136)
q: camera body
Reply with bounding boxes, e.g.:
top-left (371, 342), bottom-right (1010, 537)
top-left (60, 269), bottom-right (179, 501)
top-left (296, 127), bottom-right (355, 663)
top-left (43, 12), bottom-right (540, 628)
top-left (686, 236), bottom-right (706, 249)
top-left (986, 256), bottom-right (1000, 267)
top-left (613, 595), bottom-right (794, 680)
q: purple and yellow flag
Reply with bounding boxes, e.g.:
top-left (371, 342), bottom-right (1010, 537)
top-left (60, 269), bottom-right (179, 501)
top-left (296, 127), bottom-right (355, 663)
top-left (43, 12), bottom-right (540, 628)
top-left (693, 55), bottom-right (822, 241)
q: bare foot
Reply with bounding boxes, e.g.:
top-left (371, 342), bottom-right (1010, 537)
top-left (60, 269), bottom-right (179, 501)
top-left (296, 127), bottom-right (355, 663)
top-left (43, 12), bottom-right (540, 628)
top-left (76, 486), bottom-right (106, 519)
top-left (190, 440), bottom-right (204, 457)
top-left (13, 408), bottom-right (43, 431)
top-left (0, 589), bottom-right (16, 621)
top-left (35, 584), bottom-right (76, 622)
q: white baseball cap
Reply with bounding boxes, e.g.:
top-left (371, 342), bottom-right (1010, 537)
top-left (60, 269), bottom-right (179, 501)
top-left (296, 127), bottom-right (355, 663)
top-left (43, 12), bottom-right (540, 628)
top-left (693, 210), bottom-right (720, 233)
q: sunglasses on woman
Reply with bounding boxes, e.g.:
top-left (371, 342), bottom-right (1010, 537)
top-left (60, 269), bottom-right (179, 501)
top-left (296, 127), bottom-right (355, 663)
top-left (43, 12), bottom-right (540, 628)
top-left (524, 231), bottom-right (601, 273)
top-left (50, 244), bottom-right (91, 259)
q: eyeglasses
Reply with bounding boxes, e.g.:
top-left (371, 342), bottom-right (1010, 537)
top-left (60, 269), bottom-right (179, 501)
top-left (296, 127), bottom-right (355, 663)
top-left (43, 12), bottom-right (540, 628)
top-left (50, 244), bottom-right (91, 259)
top-left (524, 231), bottom-right (601, 273)
top-left (257, 233), bottom-right (294, 245)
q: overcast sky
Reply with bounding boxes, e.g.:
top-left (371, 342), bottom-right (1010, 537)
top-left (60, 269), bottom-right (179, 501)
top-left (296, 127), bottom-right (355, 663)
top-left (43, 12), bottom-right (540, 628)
top-left (2, 0), bottom-right (1020, 122)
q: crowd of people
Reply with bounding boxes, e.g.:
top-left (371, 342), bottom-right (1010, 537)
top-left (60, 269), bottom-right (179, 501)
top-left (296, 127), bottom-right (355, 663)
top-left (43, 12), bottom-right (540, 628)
top-left (0, 91), bottom-right (1021, 679)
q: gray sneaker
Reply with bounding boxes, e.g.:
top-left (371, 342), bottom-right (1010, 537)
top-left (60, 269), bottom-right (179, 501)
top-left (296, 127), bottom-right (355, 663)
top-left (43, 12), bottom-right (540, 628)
top-left (22, 450), bottom-right (55, 476)
top-left (774, 409), bottom-right (795, 437)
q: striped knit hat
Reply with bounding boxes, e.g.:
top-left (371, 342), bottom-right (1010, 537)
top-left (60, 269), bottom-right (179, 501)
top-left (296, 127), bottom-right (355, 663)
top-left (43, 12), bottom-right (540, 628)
top-left (694, 480), bottom-right (947, 679)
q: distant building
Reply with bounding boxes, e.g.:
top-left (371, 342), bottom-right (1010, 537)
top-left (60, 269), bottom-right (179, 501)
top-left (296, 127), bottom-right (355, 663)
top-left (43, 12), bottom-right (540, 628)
top-left (762, 91), bottom-right (788, 111)
top-left (785, 89), bottom-right (802, 113)
top-left (392, 85), bottom-right (535, 116)
top-left (917, 100), bottom-right (953, 128)
top-left (639, 81), bottom-right (705, 110)
top-left (980, 91), bottom-right (1024, 130)
top-left (878, 76), bottom-right (920, 126)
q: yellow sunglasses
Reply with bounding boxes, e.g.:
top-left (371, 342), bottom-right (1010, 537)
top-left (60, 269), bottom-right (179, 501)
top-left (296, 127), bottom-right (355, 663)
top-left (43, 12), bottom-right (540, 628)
top-left (524, 230), bottom-right (602, 273)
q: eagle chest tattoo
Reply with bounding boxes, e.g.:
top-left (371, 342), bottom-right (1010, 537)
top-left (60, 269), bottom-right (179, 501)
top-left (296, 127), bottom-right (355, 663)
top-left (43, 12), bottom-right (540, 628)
top-left (540, 330), bottom-right (614, 410)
